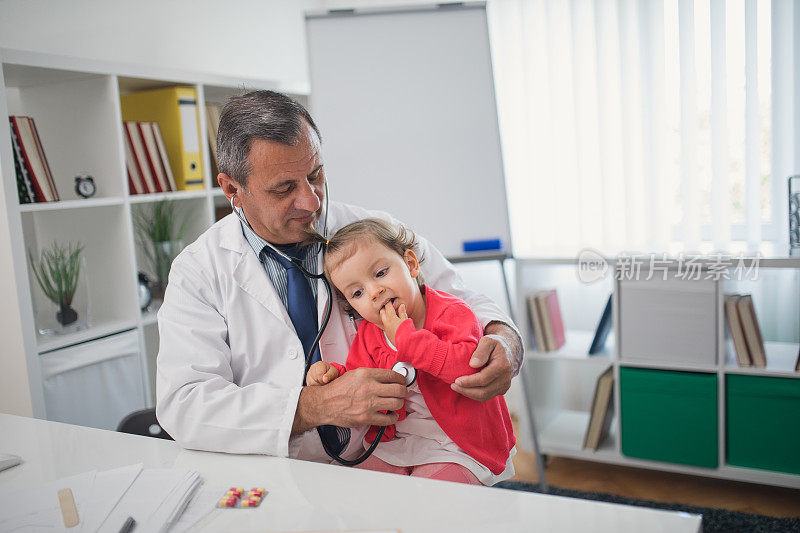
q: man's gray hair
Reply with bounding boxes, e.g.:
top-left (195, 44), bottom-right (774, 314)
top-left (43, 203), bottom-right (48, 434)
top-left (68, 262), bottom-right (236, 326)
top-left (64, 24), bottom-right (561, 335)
top-left (216, 90), bottom-right (321, 186)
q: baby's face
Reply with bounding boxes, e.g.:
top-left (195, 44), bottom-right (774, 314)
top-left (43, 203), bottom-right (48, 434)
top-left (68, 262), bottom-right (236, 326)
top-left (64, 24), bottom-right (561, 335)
top-left (327, 239), bottom-right (423, 328)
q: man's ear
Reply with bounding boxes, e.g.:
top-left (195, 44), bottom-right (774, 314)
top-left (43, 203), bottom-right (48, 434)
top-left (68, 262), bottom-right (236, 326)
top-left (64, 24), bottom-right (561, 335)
top-left (404, 249), bottom-right (420, 278)
top-left (218, 173), bottom-right (242, 206)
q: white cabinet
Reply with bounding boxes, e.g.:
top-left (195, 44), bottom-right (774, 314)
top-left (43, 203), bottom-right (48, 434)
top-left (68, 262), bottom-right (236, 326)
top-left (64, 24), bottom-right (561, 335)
top-left (40, 330), bottom-right (144, 430)
top-left (0, 48), bottom-right (307, 421)
top-left (515, 257), bottom-right (800, 489)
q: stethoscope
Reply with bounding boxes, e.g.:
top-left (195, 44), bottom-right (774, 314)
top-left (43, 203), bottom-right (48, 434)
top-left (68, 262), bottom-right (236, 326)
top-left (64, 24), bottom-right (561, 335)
top-left (229, 185), bottom-right (417, 466)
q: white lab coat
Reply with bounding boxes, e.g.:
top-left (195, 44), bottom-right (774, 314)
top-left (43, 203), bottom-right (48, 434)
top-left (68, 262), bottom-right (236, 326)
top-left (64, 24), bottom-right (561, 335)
top-left (156, 201), bottom-right (518, 463)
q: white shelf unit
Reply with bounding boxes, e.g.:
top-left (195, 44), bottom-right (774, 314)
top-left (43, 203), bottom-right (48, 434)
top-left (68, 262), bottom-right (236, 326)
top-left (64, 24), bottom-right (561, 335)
top-left (0, 48), bottom-right (308, 419)
top-left (515, 257), bottom-right (800, 489)
top-left (516, 260), bottom-right (617, 464)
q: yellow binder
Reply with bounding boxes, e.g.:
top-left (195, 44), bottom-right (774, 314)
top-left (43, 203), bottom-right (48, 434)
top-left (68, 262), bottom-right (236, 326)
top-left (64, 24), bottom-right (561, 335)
top-left (121, 86), bottom-right (204, 190)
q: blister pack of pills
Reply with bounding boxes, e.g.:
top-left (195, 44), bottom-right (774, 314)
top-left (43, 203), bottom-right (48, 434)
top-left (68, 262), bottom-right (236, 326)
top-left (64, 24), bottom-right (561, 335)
top-left (216, 487), bottom-right (267, 508)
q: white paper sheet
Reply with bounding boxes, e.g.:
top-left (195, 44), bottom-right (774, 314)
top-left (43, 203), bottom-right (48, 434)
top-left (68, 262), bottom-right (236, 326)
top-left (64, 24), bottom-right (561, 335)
top-left (0, 470), bottom-right (95, 533)
top-left (98, 469), bottom-right (202, 533)
top-left (79, 463), bottom-right (143, 533)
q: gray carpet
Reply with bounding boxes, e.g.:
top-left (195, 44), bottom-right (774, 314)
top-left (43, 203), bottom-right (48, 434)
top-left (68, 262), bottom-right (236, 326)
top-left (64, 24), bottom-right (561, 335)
top-left (496, 481), bottom-right (800, 533)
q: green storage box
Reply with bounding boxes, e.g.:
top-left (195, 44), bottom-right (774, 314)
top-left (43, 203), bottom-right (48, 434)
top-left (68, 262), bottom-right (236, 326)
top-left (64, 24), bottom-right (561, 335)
top-left (621, 367), bottom-right (718, 468)
top-left (727, 374), bottom-right (800, 475)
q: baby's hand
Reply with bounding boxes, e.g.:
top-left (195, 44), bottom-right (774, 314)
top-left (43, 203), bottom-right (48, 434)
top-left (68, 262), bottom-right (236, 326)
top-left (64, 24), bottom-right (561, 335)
top-left (306, 361), bottom-right (339, 386)
top-left (380, 302), bottom-right (410, 346)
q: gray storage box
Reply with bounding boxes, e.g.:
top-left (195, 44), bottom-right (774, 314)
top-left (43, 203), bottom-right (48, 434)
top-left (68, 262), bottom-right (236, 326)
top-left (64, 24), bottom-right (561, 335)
top-left (619, 274), bottom-right (717, 365)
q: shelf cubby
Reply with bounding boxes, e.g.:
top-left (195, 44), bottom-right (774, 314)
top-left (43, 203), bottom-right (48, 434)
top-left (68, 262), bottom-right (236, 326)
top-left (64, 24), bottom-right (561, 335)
top-left (4, 64), bottom-right (126, 201)
top-left (130, 196), bottom-right (211, 283)
top-left (21, 205), bottom-right (139, 349)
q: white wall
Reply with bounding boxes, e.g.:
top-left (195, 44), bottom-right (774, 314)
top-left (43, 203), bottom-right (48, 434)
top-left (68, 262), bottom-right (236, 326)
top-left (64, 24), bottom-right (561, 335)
top-left (0, 0), bottom-right (324, 85)
top-left (0, 166), bottom-right (33, 417)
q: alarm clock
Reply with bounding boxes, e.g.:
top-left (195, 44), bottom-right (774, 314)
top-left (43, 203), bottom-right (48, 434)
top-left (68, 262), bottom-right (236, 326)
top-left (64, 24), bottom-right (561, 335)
top-left (74, 174), bottom-right (97, 198)
top-left (138, 272), bottom-right (153, 311)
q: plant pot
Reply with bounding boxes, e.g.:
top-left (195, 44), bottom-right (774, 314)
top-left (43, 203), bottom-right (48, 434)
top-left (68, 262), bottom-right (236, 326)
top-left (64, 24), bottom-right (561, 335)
top-left (57, 304), bottom-right (78, 326)
top-left (152, 239), bottom-right (183, 290)
top-left (33, 256), bottom-right (90, 336)
top-left (151, 280), bottom-right (167, 302)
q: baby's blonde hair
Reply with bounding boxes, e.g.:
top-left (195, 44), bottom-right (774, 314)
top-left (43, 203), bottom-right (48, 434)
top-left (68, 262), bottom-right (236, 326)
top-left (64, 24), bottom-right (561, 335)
top-left (321, 218), bottom-right (425, 313)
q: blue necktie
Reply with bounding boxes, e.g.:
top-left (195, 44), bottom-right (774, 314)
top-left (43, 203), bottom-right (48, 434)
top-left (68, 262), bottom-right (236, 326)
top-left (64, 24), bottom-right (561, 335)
top-left (266, 244), bottom-right (349, 455)
top-left (269, 244), bottom-right (321, 365)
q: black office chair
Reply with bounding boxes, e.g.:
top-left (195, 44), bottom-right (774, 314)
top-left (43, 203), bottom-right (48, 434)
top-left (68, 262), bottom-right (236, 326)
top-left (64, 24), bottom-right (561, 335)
top-left (117, 408), bottom-right (174, 440)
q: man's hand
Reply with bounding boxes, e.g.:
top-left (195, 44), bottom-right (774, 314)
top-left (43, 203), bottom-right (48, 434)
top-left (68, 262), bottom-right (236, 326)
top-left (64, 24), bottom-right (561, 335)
top-left (306, 361), bottom-right (339, 386)
top-left (451, 321), bottom-right (522, 402)
top-left (380, 302), bottom-right (409, 346)
top-left (293, 367), bottom-right (406, 434)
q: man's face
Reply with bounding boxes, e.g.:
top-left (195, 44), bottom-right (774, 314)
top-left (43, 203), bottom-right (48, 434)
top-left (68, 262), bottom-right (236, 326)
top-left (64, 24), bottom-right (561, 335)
top-left (234, 123), bottom-right (326, 244)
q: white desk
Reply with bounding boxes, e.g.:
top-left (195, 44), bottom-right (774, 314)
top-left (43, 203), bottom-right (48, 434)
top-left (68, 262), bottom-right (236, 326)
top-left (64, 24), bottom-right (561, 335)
top-left (0, 414), bottom-right (701, 532)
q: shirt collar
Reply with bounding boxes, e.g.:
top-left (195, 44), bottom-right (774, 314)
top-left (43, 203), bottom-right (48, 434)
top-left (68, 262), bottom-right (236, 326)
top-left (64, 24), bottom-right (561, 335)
top-left (238, 209), bottom-right (322, 262)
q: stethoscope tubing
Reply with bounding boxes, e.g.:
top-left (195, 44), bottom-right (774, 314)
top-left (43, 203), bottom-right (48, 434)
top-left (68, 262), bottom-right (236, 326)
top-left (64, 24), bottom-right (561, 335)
top-left (229, 185), bottom-right (387, 466)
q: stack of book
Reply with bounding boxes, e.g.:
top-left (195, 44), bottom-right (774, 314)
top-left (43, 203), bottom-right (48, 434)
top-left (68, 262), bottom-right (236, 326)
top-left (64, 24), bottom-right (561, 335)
top-left (9, 116), bottom-right (60, 203)
top-left (526, 289), bottom-right (566, 352)
top-left (206, 103), bottom-right (222, 179)
top-left (121, 86), bottom-right (204, 191)
top-left (724, 294), bottom-right (767, 368)
top-left (123, 121), bottom-right (177, 195)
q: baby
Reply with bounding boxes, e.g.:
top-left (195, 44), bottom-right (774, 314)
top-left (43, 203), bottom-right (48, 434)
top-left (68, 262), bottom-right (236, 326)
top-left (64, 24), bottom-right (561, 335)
top-left (307, 218), bottom-right (515, 485)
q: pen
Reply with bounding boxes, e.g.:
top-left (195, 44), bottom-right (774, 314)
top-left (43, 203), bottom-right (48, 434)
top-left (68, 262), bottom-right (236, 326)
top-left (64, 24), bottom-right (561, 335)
top-left (118, 516), bottom-right (136, 533)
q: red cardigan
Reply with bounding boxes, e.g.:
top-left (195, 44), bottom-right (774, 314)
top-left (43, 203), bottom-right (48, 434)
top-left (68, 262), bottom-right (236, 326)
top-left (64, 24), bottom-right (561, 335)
top-left (332, 286), bottom-right (516, 475)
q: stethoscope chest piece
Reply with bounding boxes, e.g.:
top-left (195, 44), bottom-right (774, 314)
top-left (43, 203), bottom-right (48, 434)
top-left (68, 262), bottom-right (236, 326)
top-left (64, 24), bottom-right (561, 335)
top-left (391, 362), bottom-right (417, 387)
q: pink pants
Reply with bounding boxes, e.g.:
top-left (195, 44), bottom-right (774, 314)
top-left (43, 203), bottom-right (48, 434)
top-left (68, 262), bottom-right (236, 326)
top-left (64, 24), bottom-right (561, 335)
top-left (355, 454), bottom-right (482, 485)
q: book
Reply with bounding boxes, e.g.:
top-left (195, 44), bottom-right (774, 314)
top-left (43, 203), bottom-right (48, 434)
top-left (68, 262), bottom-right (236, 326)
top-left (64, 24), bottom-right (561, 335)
top-left (139, 122), bottom-right (168, 192)
top-left (151, 122), bottom-right (177, 191)
top-left (589, 294), bottom-right (613, 355)
top-left (28, 117), bottom-right (60, 201)
top-left (535, 292), bottom-right (554, 351)
top-left (795, 345), bottom-right (800, 372)
top-left (527, 289), bottom-right (566, 352)
top-left (724, 295), bottom-right (752, 367)
top-left (526, 294), bottom-right (546, 351)
top-left (737, 295), bottom-right (766, 368)
top-left (124, 122), bottom-right (157, 193)
top-left (121, 86), bottom-right (204, 190)
top-left (206, 103), bottom-right (222, 180)
top-left (543, 290), bottom-right (566, 351)
top-left (9, 116), bottom-right (55, 201)
top-left (583, 366), bottom-right (614, 450)
top-left (9, 124), bottom-right (34, 203)
top-left (12, 142), bottom-right (31, 203)
top-left (122, 125), bottom-right (145, 195)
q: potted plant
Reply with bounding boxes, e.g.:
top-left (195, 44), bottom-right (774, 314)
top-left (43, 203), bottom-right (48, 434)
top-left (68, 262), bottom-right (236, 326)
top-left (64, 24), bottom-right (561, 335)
top-left (28, 242), bottom-right (85, 327)
top-left (134, 199), bottom-right (192, 299)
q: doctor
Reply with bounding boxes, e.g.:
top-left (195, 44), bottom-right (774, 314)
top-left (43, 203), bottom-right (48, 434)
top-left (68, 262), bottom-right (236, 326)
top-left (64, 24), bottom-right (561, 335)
top-left (156, 91), bottom-right (523, 462)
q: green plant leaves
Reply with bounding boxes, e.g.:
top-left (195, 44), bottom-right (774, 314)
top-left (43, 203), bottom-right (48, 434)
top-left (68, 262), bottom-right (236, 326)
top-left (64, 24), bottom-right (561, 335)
top-left (134, 199), bottom-right (193, 284)
top-left (28, 242), bottom-right (84, 307)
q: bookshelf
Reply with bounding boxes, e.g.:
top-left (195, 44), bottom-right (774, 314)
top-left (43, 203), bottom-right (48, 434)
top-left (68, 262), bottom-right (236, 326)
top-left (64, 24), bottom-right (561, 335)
top-left (515, 256), bottom-right (800, 488)
top-left (0, 48), bottom-right (308, 424)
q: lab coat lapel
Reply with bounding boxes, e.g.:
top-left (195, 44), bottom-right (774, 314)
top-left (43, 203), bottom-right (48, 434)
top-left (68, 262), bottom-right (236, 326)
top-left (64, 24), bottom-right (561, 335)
top-left (232, 249), bottom-right (289, 323)
top-left (220, 215), bottom-right (288, 325)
